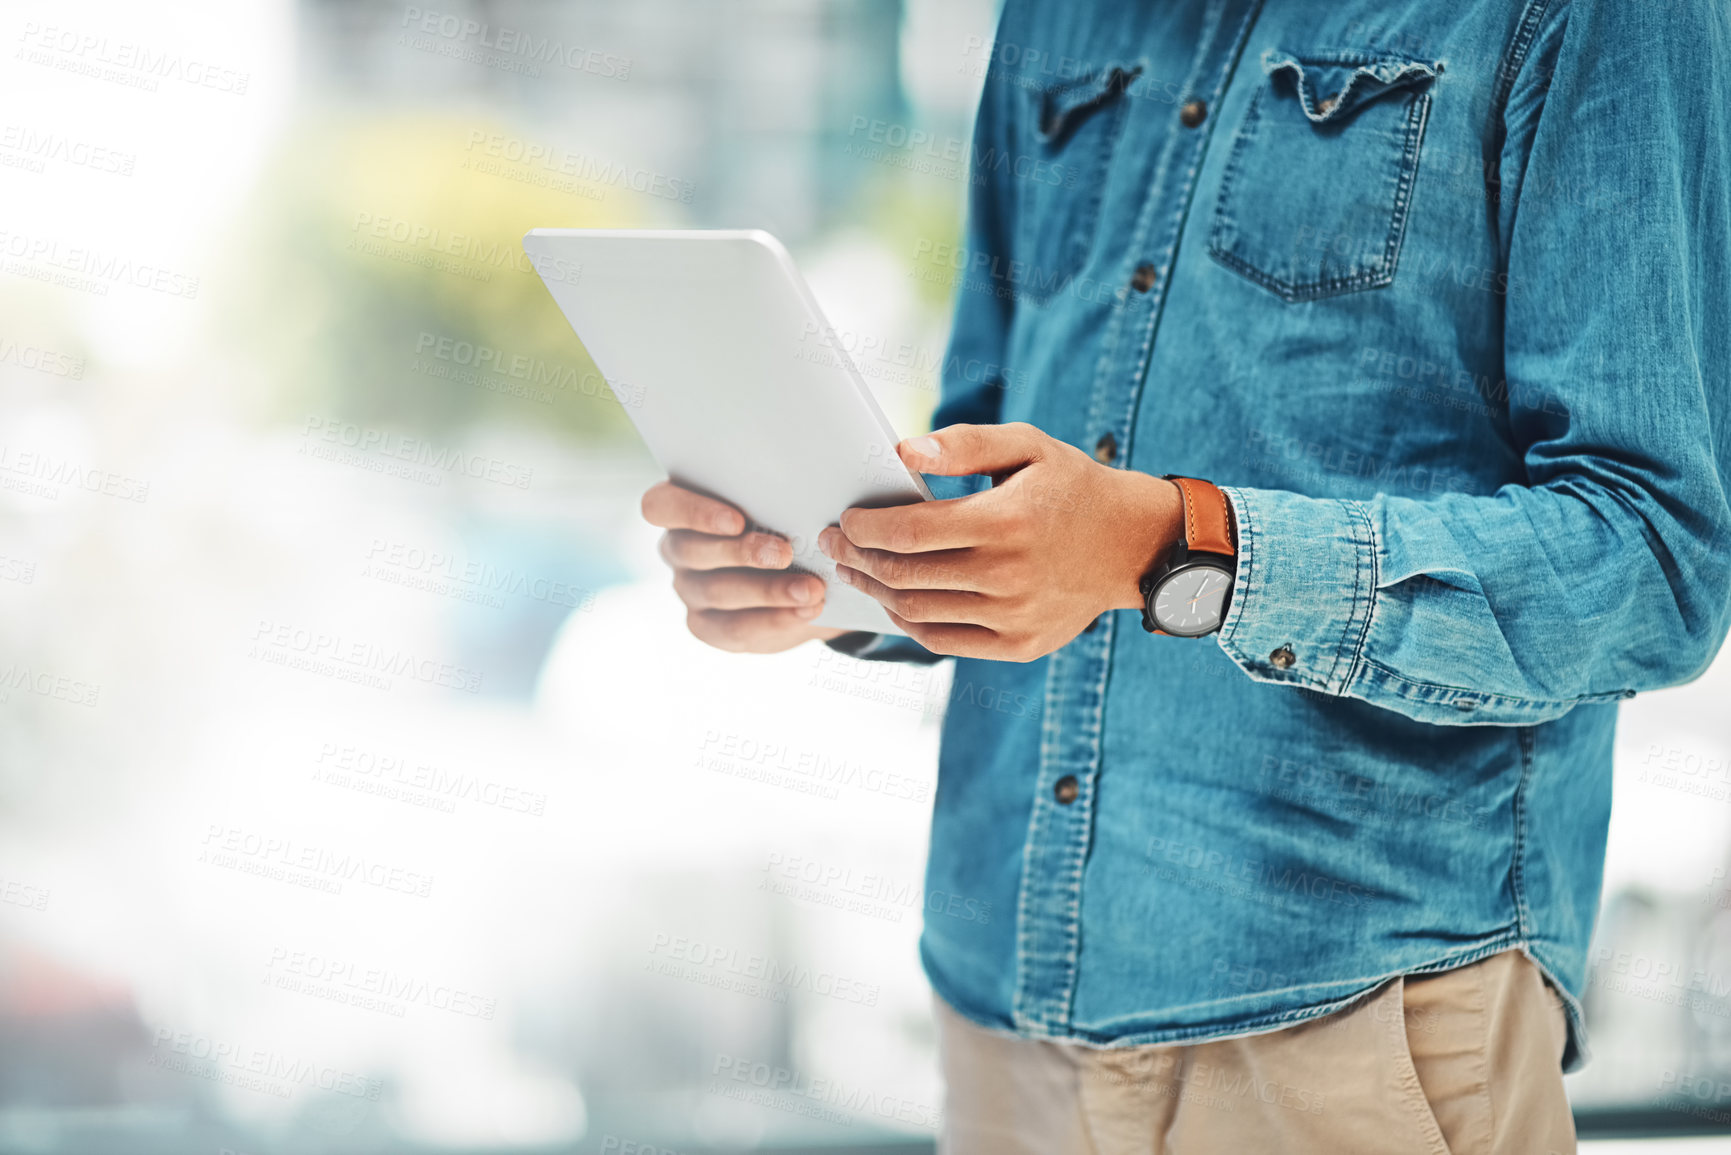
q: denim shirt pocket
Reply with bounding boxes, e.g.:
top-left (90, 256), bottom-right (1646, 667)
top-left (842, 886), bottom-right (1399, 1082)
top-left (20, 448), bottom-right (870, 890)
top-left (1209, 49), bottom-right (1439, 302)
top-left (1015, 63), bottom-right (1139, 305)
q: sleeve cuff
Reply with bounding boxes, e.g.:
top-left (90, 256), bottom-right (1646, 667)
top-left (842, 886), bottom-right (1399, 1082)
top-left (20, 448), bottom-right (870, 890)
top-left (1215, 486), bottom-right (1379, 695)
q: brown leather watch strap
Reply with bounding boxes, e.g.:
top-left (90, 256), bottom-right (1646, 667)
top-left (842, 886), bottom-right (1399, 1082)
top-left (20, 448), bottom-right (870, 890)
top-left (1169, 476), bottom-right (1236, 557)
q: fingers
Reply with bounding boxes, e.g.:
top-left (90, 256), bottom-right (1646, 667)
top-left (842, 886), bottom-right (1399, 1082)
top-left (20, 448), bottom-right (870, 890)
top-left (661, 529), bottom-right (792, 571)
top-left (674, 568), bottom-right (825, 612)
top-left (641, 484), bottom-right (842, 656)
top-left (835, 563), bottom-right (992, 626)
top-left (896, 422), bottom-right (1048, 479)
top-left (686, 607), bottom-right (827, 653)
top-left (818, 527), bottom-right (993, 593)
top-left (836, 496), bottom-right (992, 553)
top-left (641, 480), bottom-right (746, 534)
top-left (880, 607), bottom-right (1006, 660)
top-left (643, 482), bottom-right (800, 573)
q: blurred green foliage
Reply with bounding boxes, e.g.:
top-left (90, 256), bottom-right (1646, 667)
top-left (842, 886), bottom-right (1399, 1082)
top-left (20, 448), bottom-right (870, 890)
top-left (856, 175), bottom-right (965, 318)
top-left (224, 110), bottom-right (968, 445)
top-left (230, 111), bottom-right (643, 443)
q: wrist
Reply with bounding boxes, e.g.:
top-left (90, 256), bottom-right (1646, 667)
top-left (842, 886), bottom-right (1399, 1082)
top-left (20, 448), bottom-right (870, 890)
top-left (1109, 472), bottom-right (1184, 611)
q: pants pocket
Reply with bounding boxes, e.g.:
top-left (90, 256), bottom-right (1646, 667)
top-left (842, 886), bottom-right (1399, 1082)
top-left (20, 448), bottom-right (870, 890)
top-left (1386, 976), bottom-right (1456, 1155)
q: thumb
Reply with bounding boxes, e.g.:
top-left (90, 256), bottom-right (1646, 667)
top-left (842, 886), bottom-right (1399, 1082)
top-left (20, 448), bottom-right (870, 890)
top-left (896, 422), bottom-right (1047, 478)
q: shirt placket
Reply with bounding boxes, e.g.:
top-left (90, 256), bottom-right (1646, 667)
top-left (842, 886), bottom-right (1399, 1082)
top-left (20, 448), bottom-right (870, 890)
top-left (1010, 0), bottom-right (1266, 1038)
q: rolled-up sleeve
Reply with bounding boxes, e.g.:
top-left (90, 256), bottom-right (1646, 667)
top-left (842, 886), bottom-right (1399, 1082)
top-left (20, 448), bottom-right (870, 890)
top-left (1215, 0), bottom-right (1731, 726)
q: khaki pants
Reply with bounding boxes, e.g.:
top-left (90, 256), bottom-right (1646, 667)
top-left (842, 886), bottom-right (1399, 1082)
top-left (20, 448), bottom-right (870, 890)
top-left (936, 949), bottom-right (1575, 1155)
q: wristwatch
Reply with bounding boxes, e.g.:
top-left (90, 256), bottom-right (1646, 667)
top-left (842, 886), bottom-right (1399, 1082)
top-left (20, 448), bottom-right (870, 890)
top-left (1139, 475), bottom-right (1237, 637)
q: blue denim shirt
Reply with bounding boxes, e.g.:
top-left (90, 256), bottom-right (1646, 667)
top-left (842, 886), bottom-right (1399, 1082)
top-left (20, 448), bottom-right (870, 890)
top-left (838, 0), bottom-right (1731, 1070)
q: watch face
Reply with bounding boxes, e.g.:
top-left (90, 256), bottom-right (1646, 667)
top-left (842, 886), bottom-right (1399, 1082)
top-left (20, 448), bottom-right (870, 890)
top-left (1152, 564), bottom-right (1232, 637)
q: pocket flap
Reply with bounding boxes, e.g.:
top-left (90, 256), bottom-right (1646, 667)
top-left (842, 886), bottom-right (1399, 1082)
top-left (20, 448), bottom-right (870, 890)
top-left (1037, 64), bottom-right (1141, 146)
top-left (1261, 49), bottom-right (1437, 125)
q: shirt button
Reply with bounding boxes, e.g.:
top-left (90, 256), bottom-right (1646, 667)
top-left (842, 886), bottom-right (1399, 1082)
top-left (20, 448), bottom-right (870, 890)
top-left (1131, 263), bottom-right (1157, 292)
top-left (1054, 775), bottom-right (1080, 804)
top-left (1270, 645), bottom-right (1296, 670)
top-left (1180, 99), bottom-right (1208, 128)
top-left (1094, 432), bottom-right (1117, 463)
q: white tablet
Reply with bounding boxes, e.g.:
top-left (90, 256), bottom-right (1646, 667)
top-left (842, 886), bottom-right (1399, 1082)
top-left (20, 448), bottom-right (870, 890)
top-left (522, 228), bottom-right (931, 636)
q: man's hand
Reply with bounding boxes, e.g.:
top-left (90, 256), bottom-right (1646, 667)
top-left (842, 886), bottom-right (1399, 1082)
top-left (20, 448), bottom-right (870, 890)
top-left (817, 423), bottom-right (1183, 662)
top-left (641, 481), bottom-right (849, 653)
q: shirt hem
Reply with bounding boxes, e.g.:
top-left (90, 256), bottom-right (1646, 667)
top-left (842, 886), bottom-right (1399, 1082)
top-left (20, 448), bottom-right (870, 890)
top-left (927, 932), bottom-right (1588, 1070)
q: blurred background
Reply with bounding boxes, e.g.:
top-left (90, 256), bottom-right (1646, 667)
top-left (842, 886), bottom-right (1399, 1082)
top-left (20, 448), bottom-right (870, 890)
top-left (1, 0), bottom-right (1729, 1151)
